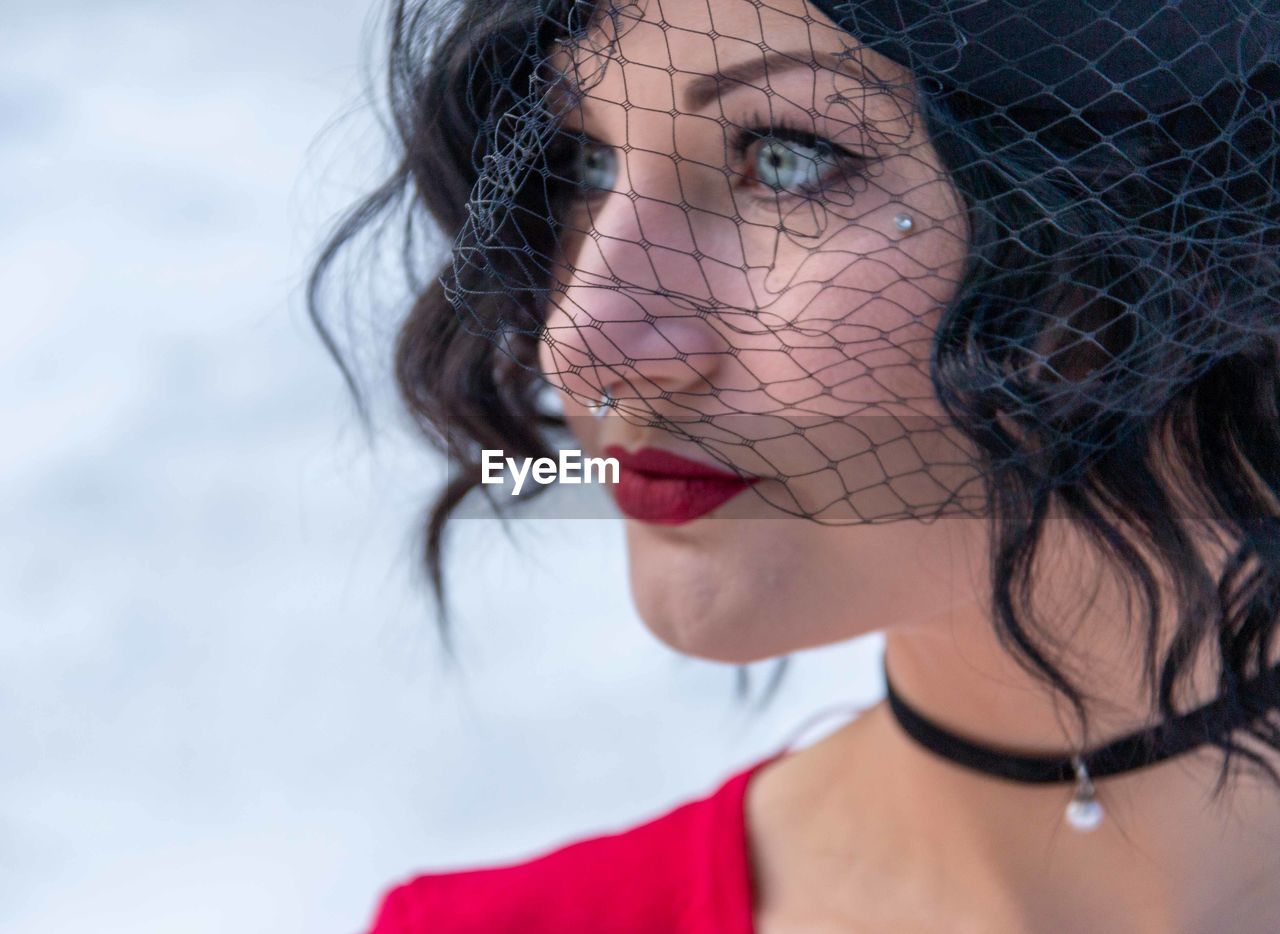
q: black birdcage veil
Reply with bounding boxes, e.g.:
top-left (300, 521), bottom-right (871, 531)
top-left (441, 0), bottom-right (1280, 524)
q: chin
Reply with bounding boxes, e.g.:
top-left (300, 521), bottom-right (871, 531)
top-left (622, 518), bottom-right (849, 663)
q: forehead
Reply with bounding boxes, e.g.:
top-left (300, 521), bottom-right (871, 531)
top-left (549, 0), bottom-right (910, 113)
top-left (593, 0), bottom-right (830, 57)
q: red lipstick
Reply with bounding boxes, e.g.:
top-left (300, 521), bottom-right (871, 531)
top-left (602, 445), bottom-right (760, 525)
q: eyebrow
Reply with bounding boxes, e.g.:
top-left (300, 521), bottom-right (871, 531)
top-left (680, 49), bottom-right (866, 111)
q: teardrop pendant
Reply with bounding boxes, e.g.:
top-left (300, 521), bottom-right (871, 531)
top-left (1064, 756), bottom-right (1104, 832)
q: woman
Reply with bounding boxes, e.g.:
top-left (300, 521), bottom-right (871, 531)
top-left (313, 0), bottom-right (1280, 930)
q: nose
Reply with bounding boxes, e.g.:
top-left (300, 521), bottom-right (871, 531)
top-left (543, 150), bottom-right (729, 410)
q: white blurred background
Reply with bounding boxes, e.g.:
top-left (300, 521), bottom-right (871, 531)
top-left (0, 2), bottom-right (883, 931)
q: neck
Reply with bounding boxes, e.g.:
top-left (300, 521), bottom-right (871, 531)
top-left (749, 599), bottom-right (1280, 932)
top-left (748, 516), bottom-right (1280, 930)
top-left (843, 623), bottom-right (1280, 931)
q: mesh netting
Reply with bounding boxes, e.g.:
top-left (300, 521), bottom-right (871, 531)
top-left (433, 0), bottom-right (1280, 524)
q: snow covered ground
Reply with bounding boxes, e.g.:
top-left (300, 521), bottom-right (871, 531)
top-left (0, 3), bottom-right (883, 931)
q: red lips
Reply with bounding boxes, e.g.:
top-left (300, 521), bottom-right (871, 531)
top-left (602, 445), bottom-right (760, 525)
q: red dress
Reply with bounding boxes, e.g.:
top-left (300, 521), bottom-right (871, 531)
top-left (367, 753), bottom-right (782, 933)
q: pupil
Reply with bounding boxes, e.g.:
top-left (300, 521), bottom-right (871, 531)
top-left (760, 140), bottom-right (808, 189)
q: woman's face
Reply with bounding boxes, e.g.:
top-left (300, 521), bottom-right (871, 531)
top-left (538, 0), bottom-right (984, 662)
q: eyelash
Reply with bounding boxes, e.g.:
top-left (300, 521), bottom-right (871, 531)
top-left (548, 114), bottom-right (867, 201)
top-left (728, 111), bottom-right (868, 196)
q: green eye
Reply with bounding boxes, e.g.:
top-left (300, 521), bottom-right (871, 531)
top-left (573, 139), bottom-right (617, 190)
top-left (752, 138), bottom-right (835, 193)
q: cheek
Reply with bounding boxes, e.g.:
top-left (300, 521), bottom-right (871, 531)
top-left (686, 180), bottom-right (971, 517)
top-left (700, 177), bottom-right (967, 414)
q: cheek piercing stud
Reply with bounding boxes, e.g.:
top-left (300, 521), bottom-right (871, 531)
top-left (893, 212), bottom-right (916, 234)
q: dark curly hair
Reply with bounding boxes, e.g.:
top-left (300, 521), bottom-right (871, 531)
top-left (310, 0), bottom-right (1280, 781)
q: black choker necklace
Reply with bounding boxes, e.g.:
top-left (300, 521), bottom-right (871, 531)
top-left (882, 656), bottom-right (1280, 832)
